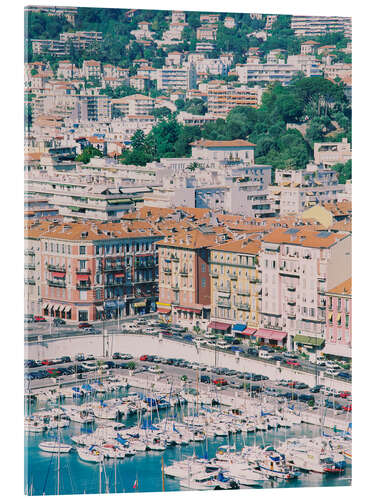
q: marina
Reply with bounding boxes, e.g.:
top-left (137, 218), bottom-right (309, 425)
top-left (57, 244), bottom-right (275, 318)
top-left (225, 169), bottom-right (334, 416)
top-left (25, 376), bottom-right (351, 495)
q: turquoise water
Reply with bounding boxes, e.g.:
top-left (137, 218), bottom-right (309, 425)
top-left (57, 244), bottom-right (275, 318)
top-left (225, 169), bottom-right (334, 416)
top-left (25, 391), bottom-right (351, 495)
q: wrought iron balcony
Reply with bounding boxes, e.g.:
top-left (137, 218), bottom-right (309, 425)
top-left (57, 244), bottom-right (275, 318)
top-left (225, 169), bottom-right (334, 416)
top-left (76, 268), bottom-right (91, 274)
top-left (217, 300), bottom-right (231, 308)
top-left (47, 264), bottom-right (66, 272)
top-left (47, 279), bottom-right (66, 288)
top-left (76, 282), bottom-right (91, 290)
top-left (237, 303), bottom-right (250, 311)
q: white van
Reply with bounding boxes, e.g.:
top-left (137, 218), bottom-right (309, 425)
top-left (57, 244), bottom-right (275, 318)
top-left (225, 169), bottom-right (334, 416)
top-left (259, 350), bottom-right (273, 360)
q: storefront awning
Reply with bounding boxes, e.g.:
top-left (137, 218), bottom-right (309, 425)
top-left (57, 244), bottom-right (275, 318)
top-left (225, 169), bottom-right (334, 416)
top-left (55, 305), bottom-right (60, 312)
top-left (43, 303), bottom-right (50, 310)
top-left (232, 323), bottom-right (247, 332)
top-left (294, 334), bottom-right (324, 347)
top-left (52, 271), bottom-right (65, 278)
top-left (115, 273), bottom-right (125, 278)
top-left (157, 307), bottom-right (171, 314)
top-left (175, 305), bottom-right (203, 313)
top-left (156, 302), bottom-right (171, 308)
top-left (65, 306), bottom-right (71, 313)
top-left (208, 321), bottom-right (231, 331)
top-left (134, 302), bottom-right (146, 308)
top-left (240, 328), bottom-right (257, 336)
top-left (77, 274), bottom-right (90, 280)
top-left (96, 306), bottom-right (104, 312)
top-left (255, 328), bottom-right (287, 341)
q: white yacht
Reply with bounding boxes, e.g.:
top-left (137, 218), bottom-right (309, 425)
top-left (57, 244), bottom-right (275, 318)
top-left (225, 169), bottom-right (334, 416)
top-left (39, 441), bottom-right (72, 453)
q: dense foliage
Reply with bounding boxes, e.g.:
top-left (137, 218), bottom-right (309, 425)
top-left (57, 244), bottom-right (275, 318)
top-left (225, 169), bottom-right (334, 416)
top-left (332, 160), bottom-right (352, 183)
top-left (76, 146), bottom-right (103, 164)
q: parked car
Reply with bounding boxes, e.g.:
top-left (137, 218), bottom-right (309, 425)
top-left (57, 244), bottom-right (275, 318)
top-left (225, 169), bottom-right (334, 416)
top-left (34, 316), bottom-right (47, 322)
top-left (295, 382), bottom-right (308, 390)
top-left (259, 350), bottom-right (273, 360)
top-left (299, 394), bottom-right (315, 402)
top-left (140, 355), bottom-right (148, 361)
top-left (53, 318), bottom-right (66, 327)
top-left (247, 348), bottom-right (258, 356)
top-left (85, 354), bottom-right (95, 361)
top-left (78, 322), bottom-right (92, 329)
top-left (273, 355), bottom-right (284, 362)
top-left (339, 391), bottom-right (351, 399)
top-left (310, 385), bottom-right (323, 393)
top-left (183, 335), bottom-right (193, 342)
top-left (60, 356), bottom-right (71, 363)
top-left (84, 327), bottom-right (99, 334)
top-left (213, 378), bottom-right (228, 386)
top-left (286, 359), bottom-right (301, 367)
top-left (342, 404), bottom-right (352, 412)
top-left (337, 371), bottom-right (351, 380)
top-left (325, 400), bottom-right (342, 410)
top-left (148, 366), bottom-right (164, 374)
top-left (75, 353), bottom-right (85, 362)
top-left (325, 368), bottom-right (340, 376)
top-left (41, 359), bottom-right (54, 365)
top-left (283, 352), bottom-right (298, 359)
top-left (200, 375), bottom-right (211, 384)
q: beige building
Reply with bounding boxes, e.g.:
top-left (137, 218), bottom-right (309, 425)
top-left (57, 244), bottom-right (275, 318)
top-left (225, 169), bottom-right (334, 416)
top-left (111, 94), bottom-right (155, 116)
top-left (314, 138), bottom-right (352, 166)
top-left (210, 239), bottom-right (262, 330)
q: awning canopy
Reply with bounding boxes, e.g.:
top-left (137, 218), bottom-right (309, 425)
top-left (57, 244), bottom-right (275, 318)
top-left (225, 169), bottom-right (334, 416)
top-left (77, 274), bottom-right (90, 280)
top-left (208, 321), bottom-right (231, 331)
top-left (115, 273), bottom-right (125, 278)
top-left (294, 334), bottom-right (324, 347)
top-left (134, 302), bottom-right (146, 308)
top-left (156, 302), bottom-right (171, 308)
top-left (43, 303), bottom-right (49, 310)
top-left (255, 328), bottom-right (287, 341)
top-left (175, 305), bottom-right (202, 313)
top-left (65, 306), bottom-right (71, 313)
top-left (55, 305), bottom-right (60, 312)
top-left (52, 271), bottom-right (65, 278)
top-left (240, 328), bottom-right (257, 336)
top-left (232, 323), bottom-right (247, 332)
top-left (157, 307), bottom-right (171, 314)
top-left (96, 306), bottom-right (104, 312)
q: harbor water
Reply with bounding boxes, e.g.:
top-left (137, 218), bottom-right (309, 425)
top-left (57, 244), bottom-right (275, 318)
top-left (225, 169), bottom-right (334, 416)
top-left (24, 388), bottom-right (351, 495)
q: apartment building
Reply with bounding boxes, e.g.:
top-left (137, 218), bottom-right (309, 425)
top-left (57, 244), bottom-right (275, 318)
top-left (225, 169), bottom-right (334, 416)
top-left (25, 221), bottom-right (163, 322)
top-left (200, 14), bottom-right (220, 24)
top-left (25, 226), bottom-right (43, 316)
top-left (82, 60), bottom-right (102, 80)
top-left (190, 139), bottom-right (256, 163)
top-left (165, 51), bottom-right (184, 67)
top-left (171, 11), bottom-right (186, 23)
top-left (324, 277), bottom-right (352, 359)
top-left (209, 239), bottom-right (262, 332)
top-left (314, 138), bottom-right (352, 166)
top-left (300, 40), bottom-right (319, 55)
top-left (196, 42), bottom-right (216, 53)
top-left (291, 16), bottom-right (352, 38)
top-left (157, 229), bottom-right (225, 325)
top-left (207, 84), bottom-right (264, 116)
top-left (60, 31), bottom-right (103, 50)
top-left (260, 228), bottom-right (351, 351)
top-left (237, 60), bottom-right (298, 86)
top-left (32, 39), bottom-right (67, 56)
top-left (57, 60), bottom-right (79, 79)
top-left (156, 64), bottom-right (197, 91)
top-left (71, 94), bottom-right (112, 122)
top-left (163, 22), bottom-right (187, 41)
top-left (287, 55), bottom-right (322, 78)
top-left (197, 25), bottom-right (218, 41)
top-left (111, 94), bottom-right (155, 116)
top-left (195, 58), bottom-right (229, 76)
top-left (130, 21), bottom-right (155, 40)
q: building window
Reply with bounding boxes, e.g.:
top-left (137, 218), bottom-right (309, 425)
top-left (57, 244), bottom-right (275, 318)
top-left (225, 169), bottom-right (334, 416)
top-left (78, 310), bottom-right (88, 322)
top-left (96, 246), bottom-right (100, 255)
top-left (79, 291), bottom-right (87, 300)
top-left (202, 278), bottom-right (206, 288)
top-left (328, 296), bottom-right (332, 309)
top-left (337, 298), bottom-right (341, 311)
top-left (80, 246), bottom-right (86, 255)
top-left (201, 263), bottom-right (206, 272)
top-left (345, 314), bottom-right (350, 328)
top-left (79, 260), bottom-right (87, 270)
top-left (68, 245), bottom-right (71, 255)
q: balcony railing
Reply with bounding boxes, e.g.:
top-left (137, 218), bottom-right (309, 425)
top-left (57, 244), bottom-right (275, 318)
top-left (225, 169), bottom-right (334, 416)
top-left (210, 271), bottom-right (218, 278)
top-left (76, 282), bottom-right (91, 290)
top-left (229, 273), bottom-right (238, 280)
top-left (237, 289), bottom-right (250, 296)
top-left (47, 264), bottom-right (66, 272)
top-left (25, 264), bottom-right (36, 270)
top-left (237, 303), bottom-right (250, 311)
top-left (76, 268), bottom-right (92, 274)
top-left (170, 255), bottom-right (179, 262)
top-left (217, 300), bottom-right (231, 308)
top-left (163, 267), bottom-right (172, 275)
top-left (172, 284), bottom-right (179, 291)
top-left (25, 278), bottom-right (36, 285)
top-left (287, 300), bottom-right (296, 306)
top-left (47, 279), bottom-right (66, 288)
top-left (103, 265), bottom-right (122, 272)
top-left (24, 249), bottom-right (35, 256)
top-left (218, 286), bottom-right (231, 293)
top-left (287, 286), bottom-right (296, 292)
top-left (135, 262), bottom-right (154, 269)
top-left (250, 278), bottom-right (260, 284)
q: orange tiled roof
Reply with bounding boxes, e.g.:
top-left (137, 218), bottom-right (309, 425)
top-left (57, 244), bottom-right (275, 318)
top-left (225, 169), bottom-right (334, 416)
top-left (210, 237), bottom-right (260, 255)
top-left (263, 227), bottom-right (349, 248)
top-left (327, 278), bottom-right (351, 296)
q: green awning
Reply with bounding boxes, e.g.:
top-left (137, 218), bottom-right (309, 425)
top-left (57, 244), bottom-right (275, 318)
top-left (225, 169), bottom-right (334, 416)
top-left (294, 334), bottom-right (324, 347)
top-left (108, 199), bottom-right (133, 205)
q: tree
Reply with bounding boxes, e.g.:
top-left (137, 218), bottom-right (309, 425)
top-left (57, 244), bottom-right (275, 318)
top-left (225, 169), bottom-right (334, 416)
top-left (151, 107), bottom-right (172, 120)
top-left (24, 104), bottom-right (33, 131)
top-left (332, 160), bottom-right (352, 184)
top-left (76, 146), bottom-right (103, 164)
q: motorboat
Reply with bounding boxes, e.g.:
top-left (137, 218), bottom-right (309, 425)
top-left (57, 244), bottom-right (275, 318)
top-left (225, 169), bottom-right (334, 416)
top-left (77, 446), bottom-right (103, 463)
top-left (39, 441), bottom-right (72, 453)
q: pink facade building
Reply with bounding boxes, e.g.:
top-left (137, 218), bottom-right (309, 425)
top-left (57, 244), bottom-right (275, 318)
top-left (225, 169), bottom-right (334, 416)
top-left (324, 278), bottom-right (352, 359)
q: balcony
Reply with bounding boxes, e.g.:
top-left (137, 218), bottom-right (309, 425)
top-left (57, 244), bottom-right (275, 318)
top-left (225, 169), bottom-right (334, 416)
top-left (105, 280), bottom-right (125, 286)
top-left (76, 268), bottom-right (92, 274)
top-left (237, 303), bottom-right (250, 311)
top-left (24, 249), bottom-right (35, 256)
top-left (76, 282), bottom-right (91, 290)
top-left (170, 255), bottom-right (179, 262)
top-left (47, 279), bottom-right (66, 288)
top-left (218, 286), bottom-right (231, 293)
top-left (103, 265), bottom-right (122, 272)
top-left (318, 276), bottom-right (326, 282)
top-left (287, 286), bottom-right (296, 292)
top-left (163, 267), bottom-right (172, 275)
top-left (172, 284), bottom-right (179, 291)
top-left (217, 300), bottom-right (231, 308)
top-left (250, 278), bottom-right (260, 284)
top-left (180, 269), bottom-right (188, 277)
top-left (287, 300), bottom-right (296, 306)
top-left (25, 278), bottom-right (36, 285)
top-left (25, 263), bottom-right (36, 270)
top-left (135, 261), bottom-right (154, 269)
top-left (279, 268), bottom-right (300, 277)
top-left (287, 313), bottom-right (296, 319)
top-left (237, 289), bottom-right (250, 296)
top-left (210, 271), bottom-right (218, 278)
top-left (48, 264), bottom-right (66, 272)
top-left (229, 273), bottom-right (238, 280)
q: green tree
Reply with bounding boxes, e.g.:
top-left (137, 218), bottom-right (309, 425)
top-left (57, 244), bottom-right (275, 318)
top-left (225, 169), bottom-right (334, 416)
top-left (332, 160), bottom-right (352, 183)
top-left (76, 146), bottom-right (103, 164)
top-left (24, 104), bottom-right (33, 131)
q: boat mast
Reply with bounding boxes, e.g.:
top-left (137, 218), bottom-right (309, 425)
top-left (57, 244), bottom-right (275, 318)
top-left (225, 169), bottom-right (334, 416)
top-left (161, 456), bottom-right (165, 492)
